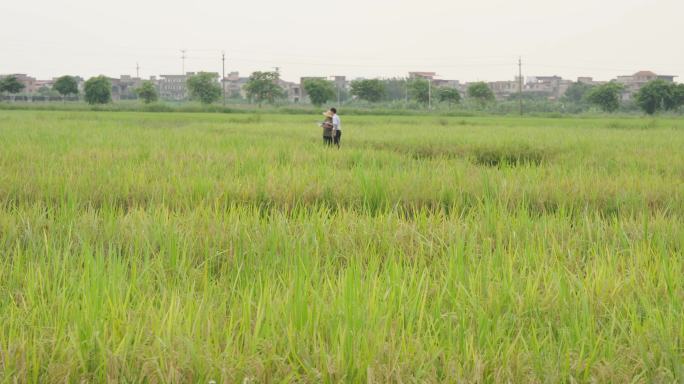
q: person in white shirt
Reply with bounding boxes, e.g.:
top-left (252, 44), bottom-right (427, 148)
top-left (331, 107), bottom-right (342, 148)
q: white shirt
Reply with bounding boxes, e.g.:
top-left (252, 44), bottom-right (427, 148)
top-left (332, 114), bottom-right (341, 131)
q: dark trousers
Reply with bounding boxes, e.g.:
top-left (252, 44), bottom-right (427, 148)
top-left (333, 130), bottom-right (342, 147)
top-left (323, 136), bottom-right (333, 146)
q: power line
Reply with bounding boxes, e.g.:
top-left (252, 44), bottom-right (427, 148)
top-left (5, 39), bottom-right (682, 70)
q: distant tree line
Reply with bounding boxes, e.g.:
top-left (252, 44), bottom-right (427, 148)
top-left (634, 80), bottom-right (684, 115)
top-left (0, 76), bottom-right (25, 101)
top-left (3, 71), bottom-right (683, 115)
top-left (557, 80), bottom-right (684, 114)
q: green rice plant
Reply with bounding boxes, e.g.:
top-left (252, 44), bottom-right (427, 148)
top-left (0, 110), bottom-right (682, 382)
top-left (470, 143), bottom-right (555, 167)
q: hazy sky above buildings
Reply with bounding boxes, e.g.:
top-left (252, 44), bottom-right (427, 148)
top-left (2, 0), bottom-right (682, 82)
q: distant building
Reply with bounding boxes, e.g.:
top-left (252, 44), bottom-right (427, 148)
top-left (408, 72), bottom-right (460, 93)
top-left (222, 71), bottom-right (249, 99)
top-left (331, 76), bottom-right (348, 90)
top-left (432, 79), bottom-right (460, 88)
top-left (488, 78), bottom-right (521, 99)
top-left (279, 79), bottom-right (301, 103)
top-left (574, 77), bottom-right (606, 88)
top-left (159, 72), bottom-right (219, 101)
top-left (615, 70), bottom-right (677, 101)
top-left (159, 74), bottom-right (188, 101)
top-left (409, 72), bottom-right (437, 80)
top-left (328, 76), bottom-right (350, 104)
top-left (408, 72), bottom-right (458, 86)
top-left (110, 75), bottom-right (144, 100)
top-left (616, 70), bottom-right (676, 84)
top-left (34, 79), bottom-right (55, 90)
top-left (526, 75), bottom-right (573, 100)
top-left (0, 74), bottom-right (78, 97)
top-left (0, 74), bottom-right (37, 94)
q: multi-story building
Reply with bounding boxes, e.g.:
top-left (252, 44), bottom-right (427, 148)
top-left (0, 74), bottom-right (38, 94)
top-left (488, 78), bottom-right (521, 99)
top-left (329, 76), bottom-right (349, 104)
top-left (0, 74), bottom-right (86, 96)
top-left (408, 72), bottom-right (458, 87)
top-left (110, 75), bottom-right (144, 100)
top-left (159, 72), bottom-right (220, 101)
top-left (615, 70), bottom-right (677, 101)
top-left (34, 79), bottom-right (54, 90)
top-left (279, 80), bottom-right (302, 103)
top-left (222, 72), bottom-right (249, 99)
top-left (575, 77), bottom-right (606, 87)
top-left (432, 79), bottom-right (459, 89)
top-left (408, 72), bottom-right (460, 94)
top-left (331, 76), bottom-right (348, 91)
top-left (159, 74), bottom-right (188, 101)
top-left (526, 75), bottom-right (573, 100)
top-left (409, 72), bottom-right (437, 80)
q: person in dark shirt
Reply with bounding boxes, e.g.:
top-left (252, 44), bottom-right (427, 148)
top-left (321, 110), bottom-right (334, 146)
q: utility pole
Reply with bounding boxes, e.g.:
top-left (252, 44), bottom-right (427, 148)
top-left (222, 51), bottom-right (226, 107)
top-left (181, 49), bottom-right (187, 75)
top-left (518, 57), bottom-right (523, 116)
top-left (136, 62), bottom-right (140, 78)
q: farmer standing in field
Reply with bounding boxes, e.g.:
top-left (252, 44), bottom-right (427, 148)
top-left (331, 107), bottom-right (342, 148)
top-left (321, 110), bottom-right (334, 146)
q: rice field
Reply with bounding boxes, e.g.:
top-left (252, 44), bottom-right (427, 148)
top-left (0, 110), bottom-right (683, 383)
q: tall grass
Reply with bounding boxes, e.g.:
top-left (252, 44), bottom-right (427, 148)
top-left (0, 110), bottom-right (682, 382)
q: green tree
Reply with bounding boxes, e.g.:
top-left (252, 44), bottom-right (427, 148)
top-left (186, 72), bottom-right (221, 104)
top-left (0, 76), bottom-right (25, 101)
top-left (350, 79), bottom-right (385, 102)
top-left (634, 80), bottom-right (684, 114)
top-left (383, 78), bottom-right (408, 101)
top-left (84, 76), bottom-right (112, 105)
top-left (672, 84), bottom-right (684, 110)
top-left (303, 78), bottom-right (335, 107)
top-left (438, 87), bottom-right (461, 107)
top-left (135, 80), bottom-right (159, 104)
top-left (37, 86), bottom-right (58, 97)
top-left (244, 71), bottom-right (285, 105)
top-left (586, 82), bottom-right (623, 113)
top-left (562, 82), bottom-right (594, 104)
top-left (53, 76), bottom-right (79, 100)
top-left (467, 82), bottom-right (495, 106)
top-left (408, 78), bottom-right (430, 104)
top-left (635, 80), bottom-right (674, 115)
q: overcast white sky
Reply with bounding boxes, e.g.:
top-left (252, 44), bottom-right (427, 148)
top-left (1, 0), bottom-right (682, 82)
